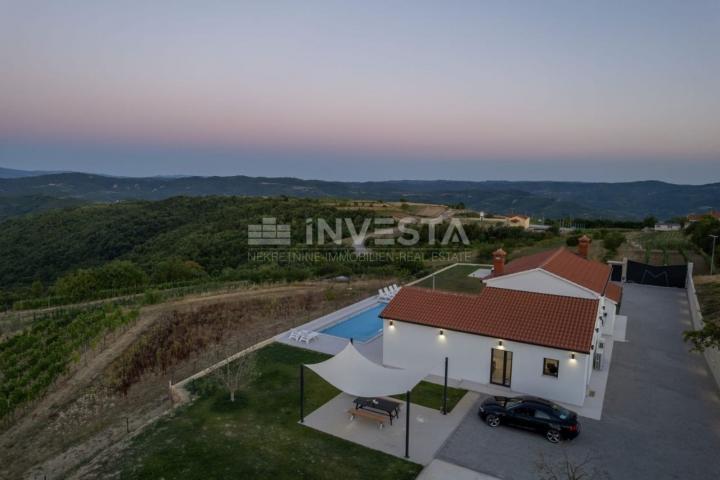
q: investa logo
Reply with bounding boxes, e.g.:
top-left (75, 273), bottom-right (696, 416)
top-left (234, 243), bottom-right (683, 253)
top-left (305, 217), bottom-right (469, 246)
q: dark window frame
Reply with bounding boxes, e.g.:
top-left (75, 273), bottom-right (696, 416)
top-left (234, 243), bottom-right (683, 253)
top-left (543, 357), bottom-right (560, 377)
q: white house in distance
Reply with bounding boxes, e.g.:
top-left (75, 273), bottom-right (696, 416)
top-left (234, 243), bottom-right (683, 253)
top-left (381, 235), bottom-right (622, 407)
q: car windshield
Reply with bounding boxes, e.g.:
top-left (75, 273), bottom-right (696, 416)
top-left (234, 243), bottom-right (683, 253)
top-left (505, 398), bottom-right (523, 409)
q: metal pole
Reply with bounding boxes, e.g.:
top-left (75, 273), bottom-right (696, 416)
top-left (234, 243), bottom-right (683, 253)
top-left (710, 235), bottom-right (718, 275)
top-left (300, 365), bottom-right (305, 423)
top-left (443, 357), bottom-right (448, 415)
top-left (405, 390), bottom-right (411, 459)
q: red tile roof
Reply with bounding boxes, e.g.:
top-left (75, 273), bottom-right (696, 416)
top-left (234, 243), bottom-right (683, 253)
top-left (604, 282), bottom-right (622, 303)
top-left (688, 211), bottom-right (720, 221)
top-left (381, 286), bottom-right (599, 353)
top-left (487, 247), bottom-right (614, 298)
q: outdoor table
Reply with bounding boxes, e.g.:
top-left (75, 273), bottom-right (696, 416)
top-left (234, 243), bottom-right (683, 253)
top-left (353, 397), bottom-right (402, 425)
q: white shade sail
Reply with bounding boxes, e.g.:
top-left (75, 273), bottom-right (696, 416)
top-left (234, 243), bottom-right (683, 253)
top-left (305, 343), bottom-right (430, 397)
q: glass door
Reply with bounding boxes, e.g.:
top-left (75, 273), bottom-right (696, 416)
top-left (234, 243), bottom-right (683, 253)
top-left (490, 348), bottom-right (513, 387)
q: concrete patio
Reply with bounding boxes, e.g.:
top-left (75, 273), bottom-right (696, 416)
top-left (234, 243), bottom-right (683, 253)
top-left (301, 391), bottom-right (479, 465)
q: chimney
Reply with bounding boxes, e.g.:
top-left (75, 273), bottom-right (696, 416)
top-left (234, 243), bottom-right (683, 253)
top-left (578, 235), bottom-right (591, 259)
top-left (493, 248), bottom-right (507, 276)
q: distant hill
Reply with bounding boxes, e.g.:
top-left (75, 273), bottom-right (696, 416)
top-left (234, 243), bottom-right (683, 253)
top-left (0, 167), bottom-right (67, 178)
top-left (0, 171), bottom-right (718, 219)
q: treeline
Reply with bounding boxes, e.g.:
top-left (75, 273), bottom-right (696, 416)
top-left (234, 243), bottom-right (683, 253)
top-left (0, 197), bottom-right (423, 307)
top-left (0, 195), bottom-right (561, 308)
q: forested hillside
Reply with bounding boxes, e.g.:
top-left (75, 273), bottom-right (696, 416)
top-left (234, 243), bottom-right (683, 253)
top-left (1, 172), bottom-right (718, 219)
top-left (0, 196), bottom-right (550, 308)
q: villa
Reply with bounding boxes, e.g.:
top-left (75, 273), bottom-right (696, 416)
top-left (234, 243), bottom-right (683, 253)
top-left (380, 236), bottom-right (622, 406)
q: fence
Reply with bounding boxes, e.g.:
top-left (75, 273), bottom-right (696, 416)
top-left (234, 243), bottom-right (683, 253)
top-left (685, 266), bottom-right (720, 389)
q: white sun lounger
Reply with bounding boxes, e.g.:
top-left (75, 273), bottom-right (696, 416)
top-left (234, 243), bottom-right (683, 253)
top-left (289, 330), bottom-right (308, 341)
top-left (299, 331), bottom-right (319, 344)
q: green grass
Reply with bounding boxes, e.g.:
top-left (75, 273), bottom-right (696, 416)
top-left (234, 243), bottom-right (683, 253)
top-left (114, 343), bottom-right (422, 480)
top-left (698, 282), bottom-right (720, 321)
top-left (637, 231), bottom-right (692, 251)
top-left (392, 381), bottom-right (467, 413)
top-left (414, 264), bottom-right (484, 294)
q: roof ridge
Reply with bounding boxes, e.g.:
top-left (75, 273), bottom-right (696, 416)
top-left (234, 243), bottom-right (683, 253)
top-left (483, 286), bottom-right (598, 303)
top-left (403, 285), bottom-right (480, 299)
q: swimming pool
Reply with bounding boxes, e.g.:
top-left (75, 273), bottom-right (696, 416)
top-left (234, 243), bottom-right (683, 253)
top-left (321, 304), bottom-right (385, 342)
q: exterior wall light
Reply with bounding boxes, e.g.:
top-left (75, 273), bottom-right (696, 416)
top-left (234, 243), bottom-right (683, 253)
top-left (439, 329), bottom-right (444, 336)
top-left (497, 340), bottom-right (504, 349)
top-left (570, 352), bottom-right (576, 360)
top-left (389, 319), bottom-right (394, 328)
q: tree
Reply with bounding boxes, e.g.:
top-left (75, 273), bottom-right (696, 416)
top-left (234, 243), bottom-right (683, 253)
top-left (642, 216), bottom-right (658, 228)
top-left (30, 280), bottom-right (44, 298)
top-left (215, 352), bottom-right (256, 402)
top-left (566, 235), bottom-right (580, 247)
top-left (536, 451), bottom-right (604, 480)
top-left (603, 232), bottom-right (625, 254)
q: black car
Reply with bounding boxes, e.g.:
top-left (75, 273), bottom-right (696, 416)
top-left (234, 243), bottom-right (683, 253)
top-left (478, 395), bottom-right (580, 443)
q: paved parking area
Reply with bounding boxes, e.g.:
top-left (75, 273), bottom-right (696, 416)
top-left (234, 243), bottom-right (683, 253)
top-left (437, 284), bottom-right (720, 479)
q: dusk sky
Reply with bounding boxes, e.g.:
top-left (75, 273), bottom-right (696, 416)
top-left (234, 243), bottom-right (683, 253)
top-left (1, 1), bottom-right (719, 183)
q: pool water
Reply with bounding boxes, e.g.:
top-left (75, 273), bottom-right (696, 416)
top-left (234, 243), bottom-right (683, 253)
top-left (321, 304), bottom-right (385, 342)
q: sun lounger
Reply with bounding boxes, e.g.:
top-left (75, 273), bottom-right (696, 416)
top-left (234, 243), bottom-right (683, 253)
top-left (347, 408), bottom-right (387, 429)
top-left (289, 330), bottom-right (306, 341)
top-left (299, 331), bottom-right (319, 344)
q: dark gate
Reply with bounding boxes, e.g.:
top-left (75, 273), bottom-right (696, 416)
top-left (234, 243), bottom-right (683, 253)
top-left (625, 260), bottom-right (687, 288)
top-left (610, 264), bottom-right (622, 282)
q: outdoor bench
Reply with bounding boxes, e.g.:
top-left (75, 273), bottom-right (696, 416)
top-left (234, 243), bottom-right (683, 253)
top-left (347, 408), bottom-right (387, 428)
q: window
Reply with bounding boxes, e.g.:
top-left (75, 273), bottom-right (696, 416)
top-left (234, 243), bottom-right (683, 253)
top-left (543, 358), bottom-right (559, 377)
top-left (510, 406), bottom-right (534, 417)
top-left (534, 409), bottom-right (553, 420)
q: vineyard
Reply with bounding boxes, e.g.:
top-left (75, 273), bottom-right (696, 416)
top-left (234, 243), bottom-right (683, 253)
top-left (111, 290), bottom-right (329, 395)
top-left (0, 306), bottom-right (138, 421)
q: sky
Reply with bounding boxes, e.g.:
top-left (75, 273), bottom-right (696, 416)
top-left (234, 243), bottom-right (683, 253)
top-left (1, 0), bottom-right (719, 183)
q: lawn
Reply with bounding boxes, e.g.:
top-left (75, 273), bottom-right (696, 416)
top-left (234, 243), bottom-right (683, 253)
top-left (414, 264), bottom-right (484, 294)
top-left (392, 380), bottom-right (467, 413)
top-left (113, 343), bottom-right (423, 480)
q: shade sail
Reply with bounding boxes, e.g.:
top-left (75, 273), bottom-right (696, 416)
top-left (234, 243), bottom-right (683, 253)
top-left (305, 343), bottom-right (430, 397)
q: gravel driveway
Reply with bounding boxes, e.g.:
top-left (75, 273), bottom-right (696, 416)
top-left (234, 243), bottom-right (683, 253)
top-left (437, 284), bottom-right (720, 479)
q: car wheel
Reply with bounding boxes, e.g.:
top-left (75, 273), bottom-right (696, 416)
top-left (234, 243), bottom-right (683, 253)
top-left (486, 414), bottom-right (501, 427)
top-left (546, 429), bottom-right (561, 444)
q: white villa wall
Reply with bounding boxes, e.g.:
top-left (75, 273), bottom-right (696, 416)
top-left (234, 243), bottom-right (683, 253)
top-left (383, 319), bottom-right (590, 406)
top-left (485, 270), bottom-right (596, 299)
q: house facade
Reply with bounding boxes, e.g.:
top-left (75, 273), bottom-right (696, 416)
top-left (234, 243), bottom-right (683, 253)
top-left (381, 236), bottom-right (621, 407)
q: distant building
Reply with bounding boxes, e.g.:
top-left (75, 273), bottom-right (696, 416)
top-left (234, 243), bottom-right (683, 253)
top-left (654, 223), bottom-right (681, 232)
top-left (505, 215), bottom-right (531, 229)
top-left (687, 210), bottom-right (720, 224)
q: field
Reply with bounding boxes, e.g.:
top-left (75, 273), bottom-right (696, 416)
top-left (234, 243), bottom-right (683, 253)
top-left (617, 231), bottom-right (710, 273)
top-left (414, 264), bottom-right (485, 294)
top-left (102, 344), bottom-right (424, 479)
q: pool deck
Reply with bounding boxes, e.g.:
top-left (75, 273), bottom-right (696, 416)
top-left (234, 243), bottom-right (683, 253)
top-left (275, 295), bottom-right (384, 362)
